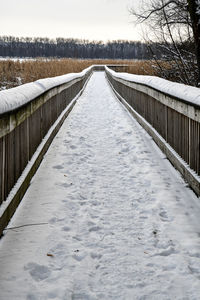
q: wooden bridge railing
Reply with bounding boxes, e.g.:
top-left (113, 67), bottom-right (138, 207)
top-left (0, 66), bottom-right (103, 235)
top-left (0, 64), bottom-right (199, 235)
top-left (105, 66), bottom-right (200, 196)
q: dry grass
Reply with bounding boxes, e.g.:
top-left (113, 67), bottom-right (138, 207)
top-left (0, 58), bottom-right (158, 90)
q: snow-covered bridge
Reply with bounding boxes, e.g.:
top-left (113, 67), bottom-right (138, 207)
top-left (0, 68), bottom-right (200, 299)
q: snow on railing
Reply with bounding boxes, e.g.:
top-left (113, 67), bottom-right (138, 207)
top-left (0, 66), bottom-right (95, 236)
top-left (105, 66), bottom-right (200, 196)
top-left (105, 66), bottom-right (200, 107)
top-left (0, 66), bottom-right (92, 115)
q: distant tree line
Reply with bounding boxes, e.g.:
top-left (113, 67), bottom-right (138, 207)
top-left (0, 36), bottom-right (158, 59)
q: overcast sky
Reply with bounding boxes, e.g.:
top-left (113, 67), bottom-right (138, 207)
top-left (0, 0), bottom-right (142, 41)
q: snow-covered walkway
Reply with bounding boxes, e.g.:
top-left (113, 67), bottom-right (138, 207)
top-left (0, 72), bottom-right (200, 300)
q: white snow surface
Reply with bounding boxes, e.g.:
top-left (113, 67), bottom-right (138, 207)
top-left (106, 66), bottom-right (200, 107)
top-left (0, 66), bottom-right (92, 114)
top-left (0, 72), bottom-right (200, 300)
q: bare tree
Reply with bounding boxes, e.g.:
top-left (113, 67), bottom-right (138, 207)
top-left (187, 0), bottom-right (200, 84)
top-left (130, 0), bottom-right (200, 86)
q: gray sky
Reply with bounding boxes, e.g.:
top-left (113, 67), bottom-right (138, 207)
top-left (0, 0), bottom-right (142, 41)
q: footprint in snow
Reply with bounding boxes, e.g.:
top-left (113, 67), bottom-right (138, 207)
top-left (90, 252), bottom-right (102, 260)
top-left (63, 139), bottom-right (71, 144)
top-left (79, 201), bottom-right (87, 206)
top-left (87, 221), bottom-right (96, 226)
top-left (124, 131), bottom-right (132, 135)
top-left (91, 200), bottom-right (101, 206)
top-left (188, 264), bottom-right (200, 275)
top-left (24, 263), bottom-right (51, 282)
top-left (159, 209), bottom-right (173, 222)
top-left (27, 294), bottom-right (38, 300)
top-left (62, 226), bottom-right (71, 232)
top-left (70, 145), bottom-right (77, 150)
top-left (73, 235), bottom-right (82, 241)
top-left (70, 292), bottom-right (94, 300)
top-left (60, 182), bottom-right (73, 188)
top-left (52, 165), bottom-right (64, 170)
top-left (154, 246), bottom-right (177, 257)
top-left (49, 217), bottom-right (65, 224)
top-left (89, 226), bottom-right (101, 232)
top-left (72, 252), bottom-right (87, 262)
top-left (121, 147), bottom-right (130, 153)
top-left (79, 136), bottom-right (85, 142)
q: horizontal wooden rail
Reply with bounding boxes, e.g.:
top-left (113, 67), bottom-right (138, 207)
top-left (105, 67), bottom-right (200, 196)
top-left (1, 64), bottom-right (199, 236)
top-left (0, 71), bottom-right (91, 204)
top-left (0, 66), bottom-right (110, 235)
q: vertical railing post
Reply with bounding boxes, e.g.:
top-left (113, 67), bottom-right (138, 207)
top-left (1, 136), bottom-right (5, 204)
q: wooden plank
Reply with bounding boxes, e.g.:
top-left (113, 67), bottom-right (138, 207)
top-left (0, 137), bottom-right (4, 204)
top-left (106, 71), bottom-right (200, 196)
top-left (0, 91), bottom-right (79, 237)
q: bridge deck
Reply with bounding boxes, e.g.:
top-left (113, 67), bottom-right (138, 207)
top-left (0, 72), bottom-right (200, 299)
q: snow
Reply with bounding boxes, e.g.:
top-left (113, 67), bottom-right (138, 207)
top-left (0, 57), bottom-right (58, 61)
top-left (109, 80), bottom-right (200, 192)
top-left (0, 87), bottom-right (82, 218)
top-left (106, 66), bottom-right (200, 107)
top-left (0, 72), bottom-right (200, 299)
top-left (0, 66), bottom-right (92, 114)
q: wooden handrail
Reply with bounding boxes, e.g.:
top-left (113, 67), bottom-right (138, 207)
top-left (105, 66), bottom-right (200, 196)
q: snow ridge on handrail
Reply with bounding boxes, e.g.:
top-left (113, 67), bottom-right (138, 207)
top-left (105, 66), bottom-right (200, 107)
top-left (0, 66), bottom-right (92, 114)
